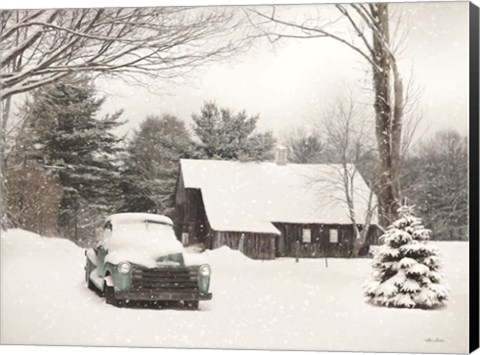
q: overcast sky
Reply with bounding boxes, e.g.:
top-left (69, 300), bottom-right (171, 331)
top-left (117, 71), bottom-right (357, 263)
top-left (7, 1), bottom-right (468, 143)
top-left (92, 1), bottom-right (469, 143)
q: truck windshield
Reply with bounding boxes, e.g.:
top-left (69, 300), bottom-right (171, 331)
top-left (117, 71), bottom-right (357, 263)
top-left (102, 219), bottom-right (180, 250)
top-left (113, 221), bottom-right (175, 239)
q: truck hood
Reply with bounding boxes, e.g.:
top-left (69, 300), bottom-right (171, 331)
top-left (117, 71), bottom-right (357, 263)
top-left (105, 238), bottom-right (184, 268)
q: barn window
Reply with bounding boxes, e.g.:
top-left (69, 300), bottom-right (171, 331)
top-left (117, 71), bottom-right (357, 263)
top-left (302, 228), bottom-right (311, 243)
top-left (329, 229), bottom-right (339, 243)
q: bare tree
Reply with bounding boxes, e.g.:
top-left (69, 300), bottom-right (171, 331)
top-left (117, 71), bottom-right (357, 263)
top-left (316, 95), bottom-right (377, 256)
top-left (0, 6), bottom-right (251, 229)
top-left (6, 167), bottom-right (63, 235)
top-left (0, 7), bottom-right (249, 126)
top-left (402, 129), bottom-right (468, 240)
top-left (399, 73), bottom-right (426, 164)
top-left (248, 4), bottom-right (406, 227)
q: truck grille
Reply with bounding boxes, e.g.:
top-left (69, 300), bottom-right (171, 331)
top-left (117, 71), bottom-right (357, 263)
top-left (131, 268), bottom-right (198, 292)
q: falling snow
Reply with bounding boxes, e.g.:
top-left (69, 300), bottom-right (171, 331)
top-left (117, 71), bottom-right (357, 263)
top-left (1, 229), bottom-right (468, 353)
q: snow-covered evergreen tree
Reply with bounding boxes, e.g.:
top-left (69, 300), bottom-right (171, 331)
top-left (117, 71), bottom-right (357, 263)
top-left (192, 102), bottom-right (276, 161)
top-left (16, 77), bottom-right (125, 245)
top-left (285, 129), bottom-right (325, 164)
top-left (120, 114), bottom-right (193, 217)
top-left (364, 205), bottom-right (449, 309)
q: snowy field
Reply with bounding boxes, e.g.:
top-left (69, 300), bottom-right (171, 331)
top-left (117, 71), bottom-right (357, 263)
top-left (0, 229), bottom-right (469, 353)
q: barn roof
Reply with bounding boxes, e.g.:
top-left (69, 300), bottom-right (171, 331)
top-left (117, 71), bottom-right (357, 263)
top-left (179, 159), bottom-right (377, 235)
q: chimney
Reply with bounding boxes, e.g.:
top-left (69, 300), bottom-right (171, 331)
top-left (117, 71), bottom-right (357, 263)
top-left (275, 145), bottom-right (288, 165)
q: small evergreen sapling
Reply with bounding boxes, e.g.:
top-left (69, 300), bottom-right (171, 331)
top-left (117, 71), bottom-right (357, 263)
top-left (365, 205), bottom-right (449, 309)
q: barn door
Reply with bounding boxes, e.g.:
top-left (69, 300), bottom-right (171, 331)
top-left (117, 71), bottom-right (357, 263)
top-left (275, 233), bottom-right (285, 257)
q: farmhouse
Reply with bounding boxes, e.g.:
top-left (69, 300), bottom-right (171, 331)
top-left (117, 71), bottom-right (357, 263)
top-left (175, 156), bottom-right (379, 260)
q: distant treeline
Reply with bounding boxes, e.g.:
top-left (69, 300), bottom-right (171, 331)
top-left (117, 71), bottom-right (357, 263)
top-left (5, 78), bottom-right (468, 245)
top-left (5, 78), bottom-right (276, 246)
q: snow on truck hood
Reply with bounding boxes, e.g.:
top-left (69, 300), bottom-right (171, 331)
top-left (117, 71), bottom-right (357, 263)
top-left (106, 213), bottom-right (174, 226)
top-left (102, 217), bottom-right (205, 268)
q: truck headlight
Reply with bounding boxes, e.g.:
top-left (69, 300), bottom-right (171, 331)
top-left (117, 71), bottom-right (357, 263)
top-left (118, 262), bottom-right (131, 274)
top-left (199, 264), bottom-right (211, 277)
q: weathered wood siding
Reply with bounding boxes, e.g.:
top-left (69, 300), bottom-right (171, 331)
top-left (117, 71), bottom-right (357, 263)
top-left (210, 231), bottom-right (276, 260)
top-left (273, 223), bottom-right (378, 258)
top-left (175, 173), bottom-right (209, 245)
top-left (175, 168), bottom-right (379, 259)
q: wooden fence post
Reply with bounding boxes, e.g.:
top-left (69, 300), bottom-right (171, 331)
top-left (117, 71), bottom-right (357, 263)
top-left (325, 240), bottom-right (329, 268)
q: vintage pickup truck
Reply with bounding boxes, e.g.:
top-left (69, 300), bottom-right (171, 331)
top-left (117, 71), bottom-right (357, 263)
top-left (85, 213), bottom-right (212, 309)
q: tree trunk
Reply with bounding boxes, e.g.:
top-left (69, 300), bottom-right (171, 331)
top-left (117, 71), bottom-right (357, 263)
top-left (371, 4), bottom-right (401, 227)
top-left (0, 149), bottom-right (6, 231)
top-left (0, 98), bottom-right (9, 230)
top-left (351, 224), bottom-right (362, 257)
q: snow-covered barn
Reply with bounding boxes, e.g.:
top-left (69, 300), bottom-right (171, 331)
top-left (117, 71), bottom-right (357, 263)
top-left (175, 158), bottom-right (379, 260)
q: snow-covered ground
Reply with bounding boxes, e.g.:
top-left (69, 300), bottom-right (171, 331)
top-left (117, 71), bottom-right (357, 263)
top-left (0, 229), bottom-right (469, 353)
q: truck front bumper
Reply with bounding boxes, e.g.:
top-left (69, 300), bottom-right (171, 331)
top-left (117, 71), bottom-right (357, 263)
top-left (114, 291), bottom-right (212, 302)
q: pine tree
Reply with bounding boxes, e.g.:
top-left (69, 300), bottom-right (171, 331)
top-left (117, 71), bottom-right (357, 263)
top-left (285, 129), bottom-right (324, 164)
top-left (121, 114), bottom-right (193, 217)
top-left (16, 77), bottom-right (125, 244)
top-left (192, 102), bottom-right (276, 161)
top-left (364, 205), bottom-right (449, 309)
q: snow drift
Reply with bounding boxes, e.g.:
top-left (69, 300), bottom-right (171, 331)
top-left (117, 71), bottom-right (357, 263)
top-left (0, 229), bottom-right (469, 353)
top-left (203, 245), bottom-right (255, 265)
